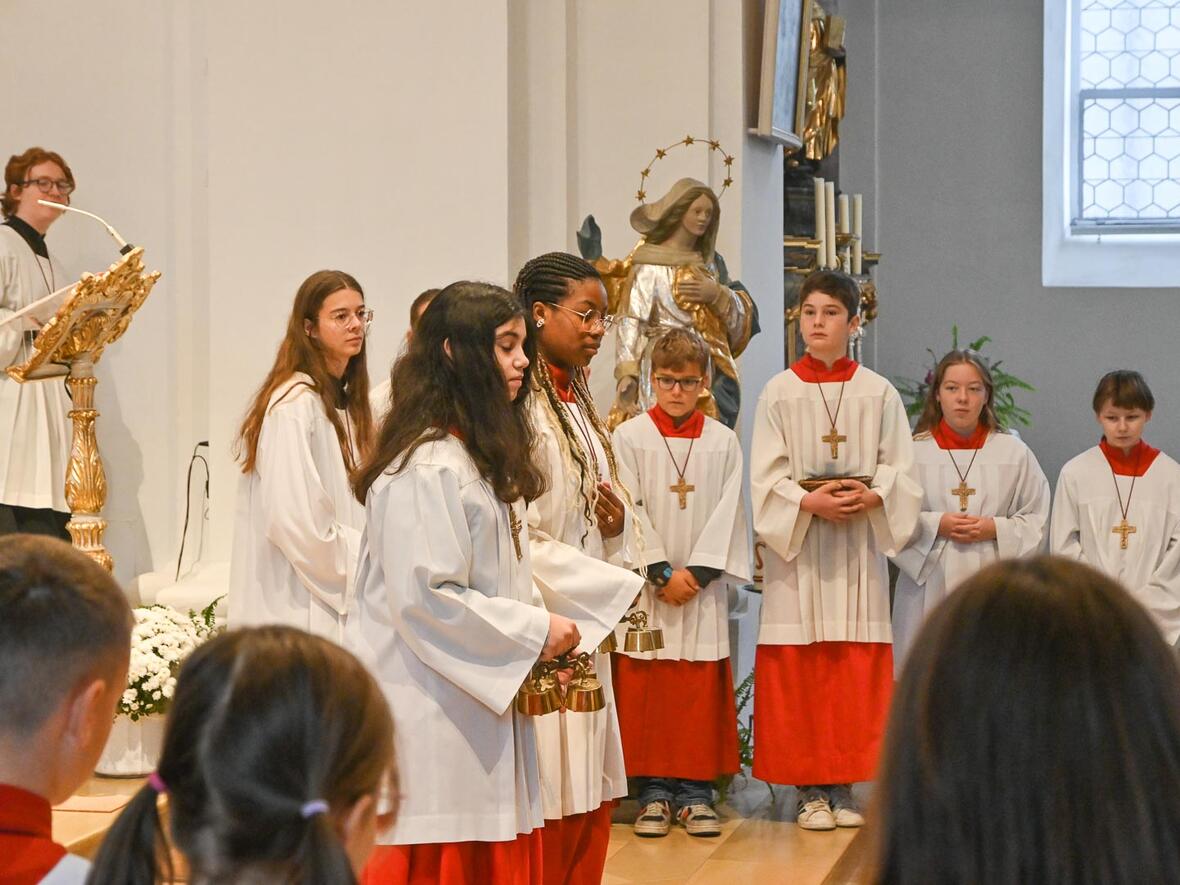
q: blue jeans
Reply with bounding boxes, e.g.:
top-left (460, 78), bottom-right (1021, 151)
top-left (635, 776), bottom-right (714, 808)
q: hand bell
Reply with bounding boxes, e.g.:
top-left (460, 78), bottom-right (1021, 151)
top-left (622, 609), bottom-right (665, 653)
top-left (563, 654), bottom-right (606, 713)
top-left (515, 666), bottom-right (563, 716)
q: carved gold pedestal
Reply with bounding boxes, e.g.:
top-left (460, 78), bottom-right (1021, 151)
top-left (6, 248), bottom-right (160, 571)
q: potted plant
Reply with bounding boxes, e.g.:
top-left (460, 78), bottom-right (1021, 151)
top-left (96, 599), bottom-right (219, 776)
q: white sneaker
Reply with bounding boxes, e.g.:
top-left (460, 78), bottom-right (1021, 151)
top-left (634, 800), bottom-right (672, 837)
top-left (828, 784), bottom-right (865, 828)
top-left (677, 803), bottom-right (722, 837)
top-left (795, 787), bottom-right (836, 830)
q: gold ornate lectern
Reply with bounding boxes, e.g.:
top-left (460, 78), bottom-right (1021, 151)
top-left (6, 249), bottom-right (161, 570)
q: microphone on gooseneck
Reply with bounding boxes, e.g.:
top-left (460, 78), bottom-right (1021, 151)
top-left (37, 200), bottom-right (134, 254)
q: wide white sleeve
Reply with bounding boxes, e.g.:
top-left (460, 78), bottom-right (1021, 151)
top-left (994, 445), bottom-right (1051, 559)
top-left (866, 388), bottom-right (922, 557)
top-left (891, 507), bottom-right (946, 585)
top-left (527, 506), bottom-right (644, 651)
top-left (256, 405), bottom-right (361, 615)
top-left (1050, 468), bottom-right (1088, 564)
top-left (380, 464), bottom-right (551, 713)
top-left (750, 389), bottom-right (811, 561)
top-left (687, 434), bottom-right (752, 581)
top-left (1140, 517), bottom-right (1180, 646)
top-left (0, 251), bottom-right (23, 367)
top-left (610, 426), bottom-right (668, 567)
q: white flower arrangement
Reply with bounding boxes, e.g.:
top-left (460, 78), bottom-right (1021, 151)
top-left (119, 599), bottom-right (220, 721)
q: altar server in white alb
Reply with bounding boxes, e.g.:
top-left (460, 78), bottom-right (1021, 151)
top-left (611, 328), bottom-right (751, 839)
top-left (1052, 370), bottom-right (1180, 645)
top-left (750, 270), bottom-right (920, 832)
top-left (0, 147), bottom-right (77, 539)
top-left (229, 269), bottom-right (375, 641)
top-left (891, 349), bottom-right (1050, 675)
top-left (515, 253), bottom-right (646, 885)
top-left (347, 282), bottom-right (581, 885)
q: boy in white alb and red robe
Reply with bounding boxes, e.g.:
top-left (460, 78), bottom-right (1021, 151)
top-left (611, 329), bottom-right (751, 838)
top-left (1052, 370), bottom-right (1180, 646)
top-left (749, 270), bottom-right (920, 831)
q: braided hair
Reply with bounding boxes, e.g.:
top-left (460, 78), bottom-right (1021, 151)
top-left (513, 252), bottom-right (640, 552)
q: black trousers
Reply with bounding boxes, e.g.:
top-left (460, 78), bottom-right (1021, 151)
top-left (0, 504), bottom-right (70, 541)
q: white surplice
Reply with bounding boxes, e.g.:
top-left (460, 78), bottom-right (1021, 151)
top-left (1051, 445), bottom-right (1180, 644)
top-left (750, 365), bottom-right (921, 645)
top-left (0, 226), bottom-right (71, 511)
top-left (611, 412), bottom-right (751, 661)
top-left (526, 395), bottom-right (645, 820)
top-left (228, 373), bottom-right (363, 642)
top-left (892, 431), bottom-right (1050, 673)
top-left (346, 436), bottom-right (551, 844)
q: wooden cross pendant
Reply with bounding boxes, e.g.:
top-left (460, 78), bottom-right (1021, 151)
top-left (821, 426), bottom-right (846, 459)
top-left (951, 480), bottom-right (976, 512)
top-left (1113, 518), bottom-right (1137, 550)
top-left (509, 507), bottom-right (523, 560)
top-left (670, 476), bottom-right (695, 510)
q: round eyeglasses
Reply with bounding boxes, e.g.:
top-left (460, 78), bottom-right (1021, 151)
top-left (653, 375), bottom-right (703, 392)
top-left (551, 302), bottom-right (616, 332)
top-left (21, 178), bottom-right (75, 195)
top-left (326, 308), bottom-right (375, 332)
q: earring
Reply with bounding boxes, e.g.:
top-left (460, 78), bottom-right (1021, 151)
top-left (536, 318), bottom-right (545, 328)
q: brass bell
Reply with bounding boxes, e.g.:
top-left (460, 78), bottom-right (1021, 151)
top-left (563, 654), bottom-right (606, 713)
top-left (623, 609), bottom-right (665, 653)
top-left (597, 630), bottom-right (618, 654)
top-left (515, 668), bottom-right (563, 716)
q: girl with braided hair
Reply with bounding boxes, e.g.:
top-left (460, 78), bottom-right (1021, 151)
top-left (514, 252), bottom-right (646, 885)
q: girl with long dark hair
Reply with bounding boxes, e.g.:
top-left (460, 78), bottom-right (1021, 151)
top-left (228, 269), bottom-right (374, 641)
top-left (347, 281), bottom-right (580, 885)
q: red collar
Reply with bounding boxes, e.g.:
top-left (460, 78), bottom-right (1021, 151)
top-left (447, 426), bottom-right (465, 442)
top-left (790, 352), bottom-right (858, 383)
top-left (648, 405), bottom-right (704, 439)
top-left (932, 419), bottom-right (990, 450)
top-left (0, 785), bottom-right (64, 882)
top-left (547, 363), bottom-right (577, 403)
top-left (1100, 439), bottom-right (1160, 476)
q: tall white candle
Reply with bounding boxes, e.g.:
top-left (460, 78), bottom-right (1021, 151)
top-left (814, 177), bottom-right (826, 267)
top-left (824, 181), bottom-right (837, 270)
top-left (852, 194), bottom-right (864, 275)
top-left (838, 194), bottom-right (850, 234)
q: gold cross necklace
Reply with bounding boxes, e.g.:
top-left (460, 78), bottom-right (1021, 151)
top-left (946, 445), bottom-right (981, 512)
top-left (1110, 449), bottom-right (1142, 550)
top-left (659, 431), bottom-right (696, 510)
top-left (816, 378), bottom-right (847, 460)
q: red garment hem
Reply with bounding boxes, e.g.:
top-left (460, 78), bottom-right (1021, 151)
top-left (752, 642), bottom-right (892, 785)
top-left (540, 802), bottom-right (613, 885)
top-left (612, 656), bottom-right (739, 779)
top-left (361, 829), bottom-right (543, 885)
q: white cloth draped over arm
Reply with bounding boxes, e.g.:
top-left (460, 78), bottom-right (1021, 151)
top-left (256, 404), bottom-right (361, 616)
top-left (687, 432), bottom-right (752, 580)
top-left (865, 388), bottom-right (922, 557)
top-left (611, 426), bottom-right (669, 567)
top-left (993, 444), bottom-right (1051, 559)
top-left (750, 387), bottom-right (811, 561)
top-left (382, 463), bottom-right (551, 714)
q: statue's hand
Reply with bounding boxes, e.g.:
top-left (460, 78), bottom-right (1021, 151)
top-left (679, 277), bottom-right (728, 316)
top-left (616, 376), bottom-right (640, 411)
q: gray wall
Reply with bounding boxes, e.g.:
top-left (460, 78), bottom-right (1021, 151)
top-left (838, 0), bottom-right (1179, 485)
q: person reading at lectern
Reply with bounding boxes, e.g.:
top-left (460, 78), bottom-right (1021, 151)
top-left (0, 147), bottom-right (77, 539)
top-left (749, 269), bottom-right (920, 831)
top-left (1051, 370), bottom-right (1180, 647)
top-left (229, 269), bottom-right (375, 642)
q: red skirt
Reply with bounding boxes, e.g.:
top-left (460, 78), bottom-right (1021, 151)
top-left (361, 829), bottom-right (543, 885)
top-left (752, 642), bottom-right (893, 786)
top-left (540, 802), bottom-right (613, 885)
top-left (612, 656), bottom-right (740, 780)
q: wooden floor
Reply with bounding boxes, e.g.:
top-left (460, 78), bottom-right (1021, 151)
top-left (602, 780), bottom-right (873, 885)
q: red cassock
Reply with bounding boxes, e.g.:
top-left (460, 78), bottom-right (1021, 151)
top-left (362, 830), bottom-right (543, 885)
top-left (539, 802), bottom-right (613, 885)
top-left (612, 656), bottom-right (740, 780)
top-left (752, 642), bottom-right (893, 786)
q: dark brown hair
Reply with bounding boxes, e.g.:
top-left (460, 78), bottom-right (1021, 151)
top-left (650, 327), bottom-right (709, 374)
top-left (873, 556), bottom-right (1180, 885)
top-left (914, 349), bottom-right (1001, 434)
top-left (0, 535), bottom-right (132, 736)
top-left (408, 287), bottom-right (441, 330)
top-left (87, 626), bottom-right (395, 885)
top-left (1093, 369), bottom-right (1155, 413)
top-left (236, 270), bottom-right (373, 475)
top-left (799, 269), bottom-right (860, 317)
top-left (644, 185), bottom-right (721, 259)
top-left (3, 146), bottom-right (75, 217)
top-left (352, 281), bottom-right (545, 505)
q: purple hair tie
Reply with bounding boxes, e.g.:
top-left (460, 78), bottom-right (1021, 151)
top-left (147, 771), bottom-right (168, 794)
top-left (300, 799), bottom-right (329, 819)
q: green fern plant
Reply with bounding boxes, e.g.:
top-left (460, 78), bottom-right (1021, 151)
top-left (715, 669), bottom-right (756, 803)
top-left (895, 325), bottom-right (1035, 429)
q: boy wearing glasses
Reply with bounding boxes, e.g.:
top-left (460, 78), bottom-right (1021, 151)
top-left (0, 147), bottom-right (77, 539)
top-left (611, 329), bottom-right (751, 838)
